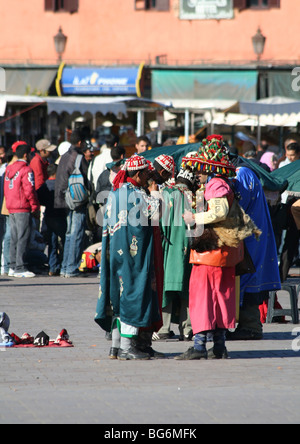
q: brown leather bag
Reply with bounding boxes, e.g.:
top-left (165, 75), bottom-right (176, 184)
top-left (189, 242), bottom-right (244, 268)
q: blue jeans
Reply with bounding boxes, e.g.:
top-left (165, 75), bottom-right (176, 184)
top-left (45, 215), bottom-right (67, 273)
top-left (61, 208), bottom-right (86, 276)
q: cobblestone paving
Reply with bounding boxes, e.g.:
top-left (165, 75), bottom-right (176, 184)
top-left (1, 274), bottom-right (300, 424)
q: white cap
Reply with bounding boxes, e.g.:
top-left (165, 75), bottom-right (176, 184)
top-left (58, 141), bottom-right (71, 157)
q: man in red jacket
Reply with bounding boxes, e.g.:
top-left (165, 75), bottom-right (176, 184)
top-left (4, 143), bottom-right (40, 278)
top-left (30, 139), bottom-right (57, 190)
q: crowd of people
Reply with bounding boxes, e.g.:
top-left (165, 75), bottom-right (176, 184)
top-left (0, 128), bottom-right (299, 360)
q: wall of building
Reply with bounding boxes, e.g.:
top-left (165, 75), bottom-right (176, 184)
top-left (0, 0), bottom-right (298, 65)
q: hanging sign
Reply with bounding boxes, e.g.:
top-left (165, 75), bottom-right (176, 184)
top-left (179, 0), bottom-right (234, 20)
top-left (58, 64), bottom-right (145, 96)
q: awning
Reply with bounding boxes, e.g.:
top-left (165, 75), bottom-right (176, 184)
top-left (58, 64), bottom-right (146, 96)
top-left (268, 71), bottom-right (300, 100)
top-left (4, 68), bottom-right (57, 95)
top-left (45, 96), bottom-right (168, 117)
top-left (0, 94), bottom-right (46, 118)
top-left (152, 70), bottom-right (258, 104)
top-left (46, 96), bottom-right (128, 117)
top-left (239, 96), bottom-right (300, 116)
top-left (158, 98), bottom-right (237, 112)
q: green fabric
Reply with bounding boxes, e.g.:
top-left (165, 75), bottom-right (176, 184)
top-left (271, 159), bottom-right (300, 193)
top-left (160, 183), bottom-right (192, 308)
top-left (239, 157), bottom-right (288, 192)
top-left (142, 142), bottom-right (201, 171)
top-left (95, 183), bottom-right (161, 332)
top-left (152, 70), bottom-right (258, 101)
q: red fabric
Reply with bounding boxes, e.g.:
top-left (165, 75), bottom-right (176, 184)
top-left (12, 341), bottom-right (73, 348)
top-left (126, 177), bottom-right (139, 187)
top-left (189, 264), bottom-right (236, 333)
top-left (113, 169), bottom-right (127, 191)
top-left (259, 298), bottom-right (286, 323)
top-left (30, 153), bottom-right (49, 190)
top-left (10, 329), bottom-right (73, 348)
top-left (4, 161), bottom-right (40, 214)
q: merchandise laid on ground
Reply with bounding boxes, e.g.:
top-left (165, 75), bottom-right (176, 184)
top-left (0, 315), bottom-right (73, 349)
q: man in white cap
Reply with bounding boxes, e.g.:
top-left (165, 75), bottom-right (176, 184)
top-left (30, 139), bottom-right (56, 190)
top-left (55, 141), bottom-right (71, 165)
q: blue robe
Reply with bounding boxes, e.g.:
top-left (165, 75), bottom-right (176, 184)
top-left (94, 182), bottom-right (161, 332)
top-left (234, 166), bottom-right (281, 304)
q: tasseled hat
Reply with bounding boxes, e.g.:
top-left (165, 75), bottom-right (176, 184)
top-left (181, 135), bottom-right (236, 178)
top-left (155, 154), bottom-right (175, 174)
top-left (113, 155), bottom-right (149, 190)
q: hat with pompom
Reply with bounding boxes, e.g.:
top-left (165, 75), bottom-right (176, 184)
top-left (181, 135), bottom-right (236, 178)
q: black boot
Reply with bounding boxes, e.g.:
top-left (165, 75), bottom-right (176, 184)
top-left (174, 347), bottom-right (207, 360)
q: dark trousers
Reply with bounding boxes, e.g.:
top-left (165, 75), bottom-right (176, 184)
top-left (44, 215), bottom-right (67, 273)
top-left (9, 213), bottom-right (31, 272)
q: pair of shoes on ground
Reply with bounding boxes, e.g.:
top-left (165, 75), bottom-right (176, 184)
top-left (174, 346), bottom-right (228, 360)
top-left (109, 346), bottom-right (150, 361)
top-left (8, 269), bottom-right (35, 278)
top-left (109, 345), bottom-right (165, 360)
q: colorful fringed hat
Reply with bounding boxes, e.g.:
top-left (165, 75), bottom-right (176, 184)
top-left (113, 155), bottom-right (149, 190)
top-left (181, 135), bottom-right (236, 178)
top-left (154, 154), bottom-right (175, 174)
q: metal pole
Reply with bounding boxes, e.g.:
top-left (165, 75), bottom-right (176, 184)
top-left (257, 115), bottom-right (261, 147)
top-left (185, 108), bottom-right (189, 143)
top-left (137, 110), bottom-right (144, 136)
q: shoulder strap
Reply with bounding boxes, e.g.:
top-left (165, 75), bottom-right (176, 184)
top-left (75, 154), bottom-right (83, 170)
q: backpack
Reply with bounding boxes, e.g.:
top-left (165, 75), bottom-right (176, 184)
top-left (65, 154), bottom-right (88, 210)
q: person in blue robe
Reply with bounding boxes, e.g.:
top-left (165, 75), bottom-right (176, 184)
top-left (227, 164), bottom-right (281, 340)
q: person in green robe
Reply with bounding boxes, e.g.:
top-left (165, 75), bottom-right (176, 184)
top-left (153, 163), bottom-right (196, 341)
top-left (94, 155), bottom-right (162, 361)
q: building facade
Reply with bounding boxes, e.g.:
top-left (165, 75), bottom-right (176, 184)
top-left (0, 0), bottom-right (299, 148)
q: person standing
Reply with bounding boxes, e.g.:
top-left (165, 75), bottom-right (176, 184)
top-left (154, 162), bottom-right (195, 341)
top-left (37, 163), bottom-right (67, 276)
top-left (135, 135), bottom-right (150, 154)
top-left (55, 130), bottom-right (90, 278)
top-left (226, 161), bottom-right (281, 340)
top-left (278, 143), bottom-right (300, 281)
top-left (30, 139), bottom-right (57, 191)
top-left (176, 136), bottom-right (259, 360)
top-left (94, 155), bottom-right (162, 360)
top-left (88, 134), bottom-right (119, 190)
top-left (4, 143), bottom-right (40, 278)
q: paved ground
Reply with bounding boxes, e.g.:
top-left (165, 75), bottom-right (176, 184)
top-left (1, 272), bottom-right (300, 425)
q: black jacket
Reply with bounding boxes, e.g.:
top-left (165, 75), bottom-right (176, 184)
top-left (54, 146), bottom-right (90, 209)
